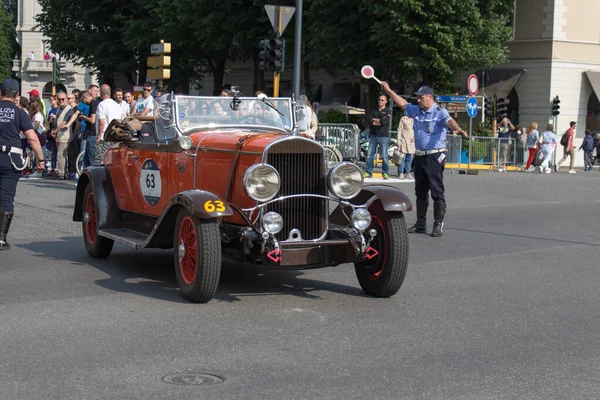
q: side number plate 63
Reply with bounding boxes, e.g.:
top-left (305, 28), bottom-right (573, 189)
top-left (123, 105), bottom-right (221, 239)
top-left (204, 200), bottom-right (226, 213)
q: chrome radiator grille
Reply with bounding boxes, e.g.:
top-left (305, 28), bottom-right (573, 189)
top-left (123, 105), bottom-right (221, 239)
top-left (266, 138), bottom-right (327, 240)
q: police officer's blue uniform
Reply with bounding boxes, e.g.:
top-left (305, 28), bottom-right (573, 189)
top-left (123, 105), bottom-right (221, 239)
top-left (404, 86), bottom-right (453, 236)
top-left (0, 79), bottom-right (36, 250)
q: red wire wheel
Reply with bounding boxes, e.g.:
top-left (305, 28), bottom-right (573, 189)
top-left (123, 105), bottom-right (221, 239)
top-left (178, 216), bottom-right (198, 285)
top-left (81, 183), bottom-right (114, 258)
top-left (354, 204), bottom-right (409, 298)
top-left (85, 191), bottom-right (98, 245)
top-left (173, 208), bottom-right (222, 303)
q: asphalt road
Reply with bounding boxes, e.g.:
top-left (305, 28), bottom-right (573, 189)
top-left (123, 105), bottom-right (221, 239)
top-left (2, 170), bottom-right (600, 400)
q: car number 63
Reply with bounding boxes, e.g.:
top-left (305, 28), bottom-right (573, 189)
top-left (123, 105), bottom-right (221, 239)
top-left (204, 200), bottom-right (226, 213)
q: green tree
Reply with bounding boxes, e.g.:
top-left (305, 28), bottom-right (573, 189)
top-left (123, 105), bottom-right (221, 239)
top-left (35, 0), bottom-right (152, 85)
top-left (305, 0), bottom-right (514, 93)
top-left (0, 5), bottom-right (14, 80)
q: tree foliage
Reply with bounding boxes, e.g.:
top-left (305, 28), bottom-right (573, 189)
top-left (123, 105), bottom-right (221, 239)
top-left (305, 0), bottom-right (513, 92)
top-left (0, 5), bottom-right (13, 80)
top-left (34, 0), bottom-right (514, 94)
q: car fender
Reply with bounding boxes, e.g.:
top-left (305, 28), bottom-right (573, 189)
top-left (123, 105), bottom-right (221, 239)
top-left (72, 166), bottom-right (121, 230)
top-left (146, 190), bottom-right (233, 248)
top-left (330, 185), bottom-right (412, 225)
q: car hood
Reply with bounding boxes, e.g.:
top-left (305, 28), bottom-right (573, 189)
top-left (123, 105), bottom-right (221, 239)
top-left (188, 128), bottom-right (288, 154)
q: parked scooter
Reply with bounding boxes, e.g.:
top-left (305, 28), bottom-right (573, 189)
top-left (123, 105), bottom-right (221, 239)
top-left (360, 130), bottom-right (398, 161)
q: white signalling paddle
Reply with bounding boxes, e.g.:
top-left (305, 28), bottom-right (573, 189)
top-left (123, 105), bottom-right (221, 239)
top-left (360, 65), bottom-right (382, 85)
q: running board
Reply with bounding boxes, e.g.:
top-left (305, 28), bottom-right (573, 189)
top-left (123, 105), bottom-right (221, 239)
top-left (98, 228), bottom-right (149, 249)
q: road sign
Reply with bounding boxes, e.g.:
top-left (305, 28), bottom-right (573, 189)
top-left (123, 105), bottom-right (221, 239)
top-left (445, 104), bottom-right (466, 113)
top-left (265, 5), bottom-right (295, 34)
top-left (150, 42), bottom-right (171, 54)
top-left (467, 74), bottom-right (479, 96)
top-left (467, 96), bottom-right (478, 118)
top-left (436, 95), bottom-right (467, 103)
top-left (147, 55), bottom-right (171, 68)
top-left (147, 68), bottom-right (171, 80)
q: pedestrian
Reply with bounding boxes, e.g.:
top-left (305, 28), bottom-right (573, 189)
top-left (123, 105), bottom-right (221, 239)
top-left (396, 116), bottom-right (415, 179)
top-left (579, 129), bottom-right (595, 171)
top-left (112, 88), bottom-right (130, 120)
top-left (94, 84), bottom-right (123, 164)
top-left (77, 91), bottom-right (95, 168)
top-left (49, 92), bottom-right (74, 179)
top-left (524, 122), bottom-right (539, 171)
top-left (44, 51), bottom-right (50, 61)
top-left (381, 82), bottom-right (468, 237)
top-left (134, 81), bottom-right (155, 117)
top-left (538, 124), bottom-right (557, 174)
top-left (497, 117), bottom-right (514, 166)
top-left (27, 89), bottom-right (46, 118)
top-left (556, 121), bottom-right (577, 174)
top-left (363, 94), bottom-right (391, 180)
top-left (0, 79), bottom-right (46, 250)
top-left (29, 50), bottom-right (35, 61)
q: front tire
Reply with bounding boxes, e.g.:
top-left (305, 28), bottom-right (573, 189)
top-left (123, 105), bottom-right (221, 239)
top-left (173, 208), bottom-right (222, 303)
top-left (82, 183), bottom-right (114, 258)
top-left (354, 207), bottom-right (408, 297)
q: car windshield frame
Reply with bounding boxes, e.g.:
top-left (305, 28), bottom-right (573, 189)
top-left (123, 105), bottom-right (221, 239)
top-left (172, 95), bottom-right (294, 135)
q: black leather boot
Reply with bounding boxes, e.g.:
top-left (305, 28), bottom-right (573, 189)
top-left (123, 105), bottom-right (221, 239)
top-left (408, 199), bottom-right (428, 234)
top-left (0, 210), bottom-right (14, 250)
top-left (430, 202), bottom-right (446, 237)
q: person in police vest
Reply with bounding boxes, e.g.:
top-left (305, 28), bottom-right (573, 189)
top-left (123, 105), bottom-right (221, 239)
top-left (381, 82), bottom-right (468, 237)
top-left (0, 79), bottom-right (46, 250)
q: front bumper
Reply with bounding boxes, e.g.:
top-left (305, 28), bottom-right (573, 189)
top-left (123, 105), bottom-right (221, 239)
top-left (265, 226), bottom-right (371, 268)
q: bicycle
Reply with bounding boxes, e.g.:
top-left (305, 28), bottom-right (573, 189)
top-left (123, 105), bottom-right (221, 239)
top-left (323, 145), bottom-right (343, 168)
top-left (76, 150), bottom-right (85, 176)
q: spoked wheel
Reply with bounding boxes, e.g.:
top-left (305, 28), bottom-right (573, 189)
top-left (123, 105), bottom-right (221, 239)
top-left (354, 204), bottom-right (408, 297)
top-left (82, 184), bottom-right (114, 258)
top-left (173, 208), bottom-right (222, 303)
top-left (324, 145), bottom-right (343, 168)
top-left (76, 150), bottom-right (85, 176)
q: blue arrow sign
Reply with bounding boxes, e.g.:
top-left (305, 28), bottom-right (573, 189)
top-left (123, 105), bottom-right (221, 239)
top-left (466, 96), bottom-right (478, 118)
top-left (436, 95), bottom-right (467, 103)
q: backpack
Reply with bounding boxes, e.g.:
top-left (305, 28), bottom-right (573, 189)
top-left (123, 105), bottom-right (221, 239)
top-left (560, 131), bottom-right (569, 146)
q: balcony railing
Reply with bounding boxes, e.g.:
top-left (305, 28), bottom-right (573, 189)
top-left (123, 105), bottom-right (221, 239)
top-left (12, 59), bottom-right (78, 74)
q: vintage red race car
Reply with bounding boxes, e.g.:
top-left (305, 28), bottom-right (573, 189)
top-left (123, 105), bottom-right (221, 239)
top-left (72, 93), bottom-right (412, 303)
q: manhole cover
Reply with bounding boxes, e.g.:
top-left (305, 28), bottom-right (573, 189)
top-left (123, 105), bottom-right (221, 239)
top-left (161, 373), bottom-right (224, 386)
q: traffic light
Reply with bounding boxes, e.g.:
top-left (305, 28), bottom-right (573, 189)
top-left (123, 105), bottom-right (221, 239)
top-left (552, 96), bottom-right (561, 116)
top-left (258, 37), bottom-right (285, 72)
top-left (484, 97), bottom-right (494, 118)
top-left (147, 41), bottom-right (171, 83)
top-left (496, 98), bottom-right (510, 121)
top-left (268, 38), bottom-right (284, 72)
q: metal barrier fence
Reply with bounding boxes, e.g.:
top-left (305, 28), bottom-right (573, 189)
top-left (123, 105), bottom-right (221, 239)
top-left (466, 136), bottom-right (524, 169)
top-left (315, 123), bottom-right (361, 162)
top-left (446, 134), bottom-right (462, 163)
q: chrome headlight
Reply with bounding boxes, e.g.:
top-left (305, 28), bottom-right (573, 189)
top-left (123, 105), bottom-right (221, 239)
top-left (351, 208), bottom-right (372, 230)
top-left (262, 211), bottom-right (283, 234)
top-left (243, 163), bottom-right (280, 202)
top-left (327, 162), bottom-right (363, 199)
top-left (179, 136), bottom-right (193, 150)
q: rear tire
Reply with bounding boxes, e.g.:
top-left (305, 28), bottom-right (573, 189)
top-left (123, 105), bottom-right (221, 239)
top-left (173, 208), bottom-right (222, 303)
top-left (82, 183), bottom-right (114, 258)
top-left (354, 206), bottom-right (408, 297)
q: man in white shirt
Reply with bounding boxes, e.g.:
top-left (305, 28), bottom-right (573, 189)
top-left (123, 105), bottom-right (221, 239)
top-left (95, 84), bottom-right (124, 142)
top-left (134, 81), bottom-right (155, 117)
top-left (112, 88), bottom-right (130, 118)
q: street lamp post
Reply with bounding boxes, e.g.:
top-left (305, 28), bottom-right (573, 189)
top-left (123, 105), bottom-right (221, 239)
top-left (293, 0), bottom-right (303, 97)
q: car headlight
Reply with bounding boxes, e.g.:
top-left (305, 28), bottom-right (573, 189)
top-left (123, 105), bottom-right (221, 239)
top-left (179, 136), bottom-right (193, 150)
top-left (327, 162), bottom-right (363, 199)
top-left (262, 211), bottom-right (283, 234)
top-left (351, 208), bottom-right (372, 230)
top-left (243, 163), bottom-right (280, 202)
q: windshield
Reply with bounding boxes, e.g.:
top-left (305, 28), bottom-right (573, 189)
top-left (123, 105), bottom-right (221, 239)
top-left (174, 96), bottom-right (293, 134)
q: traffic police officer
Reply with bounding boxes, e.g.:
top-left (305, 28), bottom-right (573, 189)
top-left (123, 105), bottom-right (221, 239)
top-left (0, 79), bottom-right (46, 250)
top-left (381, 82), bottom-right (468, 237)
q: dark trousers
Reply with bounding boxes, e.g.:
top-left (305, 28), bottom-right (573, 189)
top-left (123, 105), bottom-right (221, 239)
top-left (0, 153), bottom-right (21, 213)
top-left (414, 152), bottom-right (446, 203)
